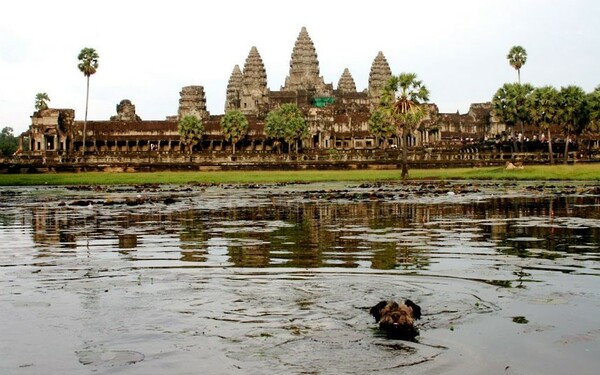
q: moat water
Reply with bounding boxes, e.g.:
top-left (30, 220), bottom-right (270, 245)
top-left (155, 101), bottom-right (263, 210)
top-left (1, 181), bottom-right (599, 374)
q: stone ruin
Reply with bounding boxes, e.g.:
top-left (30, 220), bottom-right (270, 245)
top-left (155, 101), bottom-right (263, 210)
top-left (337, 68), bottom-right (357, 94)
top-left (239, 46), bottom-right (269, 115)
top-left (368, 51), bottom-right (392, 106)
top-left (110, 99), bottom-right (141, 121)
top-left (177, 85), bottom-right (209, 120)
top-left (282, 27), bottom-right (331, 95)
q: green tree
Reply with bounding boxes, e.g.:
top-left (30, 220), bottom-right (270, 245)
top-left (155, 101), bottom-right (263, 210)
top-left (527, 85), bottom-right (560, 164)
top-left (77, 47), bottom-right (99, 155)
top-left (265, 103), bottom-right (308, 153)
top-left (220, 109), bottom-right (249, 154)
top-left (557, 85), bottom-right (587, 164)
top-left (585, 86), bottom-right (600, 136)
top-left (0, 127), bottom-right (19, 156)
top-left (178, 115), bottom-right (205, 154)
top-left (492, 82), bottom-right (533, 151)
top-left (378, 73), bottom-right (430, 178)
top-left (507, 45), bottom-right (527, 84)
top-left (35, 92), bottom-right (50, 111)
top-left (368, 108), bottom-right (396, 149)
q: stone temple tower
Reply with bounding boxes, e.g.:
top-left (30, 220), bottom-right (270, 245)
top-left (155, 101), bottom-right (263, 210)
top-left (368, 51), bottom-right (393, 106)
top-left (239, 46), bottom-right (269, 115)
top-left (337, 68), bottom-right (357, 94)
top-left (178, 86), bottom-right (209, 120)
top-left (225, 64), bottom-right (243, 112)
top-left (282, 27), bottom-right (330, 95)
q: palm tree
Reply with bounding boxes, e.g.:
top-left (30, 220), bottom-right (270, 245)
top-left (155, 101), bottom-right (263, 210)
top-left (583, 86), bottom-right (600, 153)
top-left (507, 46), bottom-right (527, 84)
top-left (220, 109), bottom-right (249, 154)
top-left (527, 86), bottom-right (559, 164)
top-left (34, 92), bottom-right (50, 111)
top-left (492, 83), bottom-right (533, 152)
top-left (178, 115), bottom-right (205, 155)
top-left (378, 73), bottom-right (430, 178)
top-left (77, 47), bottom-right (99, 155)
top-left (557, 85), bottom-right (587, 164)
top-left (586, 86), bottom-right (600, 133)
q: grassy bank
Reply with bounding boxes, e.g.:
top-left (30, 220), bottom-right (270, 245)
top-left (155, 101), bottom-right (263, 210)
top-left (0, 164), bottom-right (599, 186)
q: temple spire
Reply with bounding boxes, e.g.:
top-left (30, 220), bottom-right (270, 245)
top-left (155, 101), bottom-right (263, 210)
top-left (368, 51), bottom-right (392, 105)
top-left (239, 46), bottom-right (269, 115)
top-left (282, 27), bottom-right (328, 94)
top-left (225, 64), bottom-right (243, 111)
top-left (337, 68), bottom-right (357, 93)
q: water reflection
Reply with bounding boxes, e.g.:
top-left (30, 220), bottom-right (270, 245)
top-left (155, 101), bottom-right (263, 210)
top-left (1, 184), bottom-right (599, 374)
top-left (2, 185), bottom-right (598, 273)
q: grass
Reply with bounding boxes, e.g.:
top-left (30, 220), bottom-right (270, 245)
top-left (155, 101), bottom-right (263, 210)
top-left (0, 164), bottom-right (599, 186)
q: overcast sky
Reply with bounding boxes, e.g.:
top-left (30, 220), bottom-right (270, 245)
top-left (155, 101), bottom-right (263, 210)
top-left (1, 0), bottom-right (598, 135)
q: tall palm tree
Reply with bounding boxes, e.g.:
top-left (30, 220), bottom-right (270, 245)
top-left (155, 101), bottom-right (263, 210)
top-left (492, 83), bottom-right (533, 152)
top-left (527, 85), bottom-right (559, 164)
top-left (507, 46), bottom-right (527, 84)
top-left (77, 47), bottom-right (99, 155)
top-left (379, 73), bottom-right (430, 178)
top-left (178, 115), bottom-right (205, 155)
top-left (221, 109), bottom-right (249, 154)
top-left (558, 85), bottom-right (587, 164)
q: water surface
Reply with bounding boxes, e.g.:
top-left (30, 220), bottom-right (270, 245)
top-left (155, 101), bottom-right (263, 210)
top-left (1, 181), bottom-right (599, 374)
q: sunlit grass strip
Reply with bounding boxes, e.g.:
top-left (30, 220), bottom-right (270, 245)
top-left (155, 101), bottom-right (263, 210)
top-left (0, 164), bottom-right (599, 186)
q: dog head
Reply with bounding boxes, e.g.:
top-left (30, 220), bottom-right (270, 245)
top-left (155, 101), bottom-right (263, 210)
top-left (370, 299), bottom-right (421, 339)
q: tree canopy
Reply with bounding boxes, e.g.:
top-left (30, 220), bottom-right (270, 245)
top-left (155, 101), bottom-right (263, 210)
top-left (527, 85), bottom-right (560, 163)
top-left (0, 127), bottom-right (18, 156)
top-left (558, 85), bottom-right (587, 163)
top-left (265, 103), bottom-right (308, 153)
top-left (492, 82), bottom-right (533, 150)
top-left (378, 73), bottom-right (430, 178)
top-left (507, 45), bottom-right (527, 83)
top-left (585, 86), bottom-right (600, 135)
top-left (178, 115), bottom-right (205, 153)
top-left (368, 108), bottom-right (395, 149)
top-left (492, 83), bottom-right (533, 128)
top-left (220, 110), bottom-right (249, 154)
top-left (35, 93), bottom-right (50, 111)
top-left (77, 48), bottom-right (99, 77)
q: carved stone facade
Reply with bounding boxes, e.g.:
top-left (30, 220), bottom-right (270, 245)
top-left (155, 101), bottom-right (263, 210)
top-left (368, 51), bottom-right (393, 106)
top-left (178, 86), bottom-right (209, 120)
top-left (21, 26), bottom-right (511, 158)
top-left (337, 68), bottom-right (357, 94)
top-left (110, 99), bottom-right (141, 121)
top-left (239, 47), bottom-right (269, 116)
top-left (225, 65), bottom-right (243, 111)
top-left (282, 27), bottom-right (331, 95)
top-left (28, 108), bottom-right (75, 153)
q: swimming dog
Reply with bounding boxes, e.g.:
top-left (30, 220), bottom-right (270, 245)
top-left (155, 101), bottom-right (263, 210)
top-left (370, 299), bottom-right (422, 339)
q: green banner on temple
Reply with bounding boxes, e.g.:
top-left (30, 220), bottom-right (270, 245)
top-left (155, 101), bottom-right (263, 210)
top-left (312, 97), bottom-right (334, 108)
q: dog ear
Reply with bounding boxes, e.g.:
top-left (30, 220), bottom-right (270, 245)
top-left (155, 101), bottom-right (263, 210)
top-left (370, 301), bottom-right (388, 322)
top-left (404, 299), bottom-right (422, 320)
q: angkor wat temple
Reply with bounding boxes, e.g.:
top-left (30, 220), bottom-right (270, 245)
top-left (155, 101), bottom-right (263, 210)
top-left (18, 26), bottom-right (522, 169)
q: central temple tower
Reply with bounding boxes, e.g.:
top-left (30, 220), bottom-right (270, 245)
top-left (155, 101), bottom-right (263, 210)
top-left (282, 27), bottom-right (331, 95)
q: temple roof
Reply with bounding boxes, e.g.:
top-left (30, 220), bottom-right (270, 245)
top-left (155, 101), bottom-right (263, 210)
top-left (337, 68), bottom-right (357, 93)
top-left (225, 64), bottom-right (243, 111)
top-left (282, 27), bottom-right (328, 94)
top-left (368, 51), bottom-right (392, 99)
top-left (242, 46), bottom-right (267, 90)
